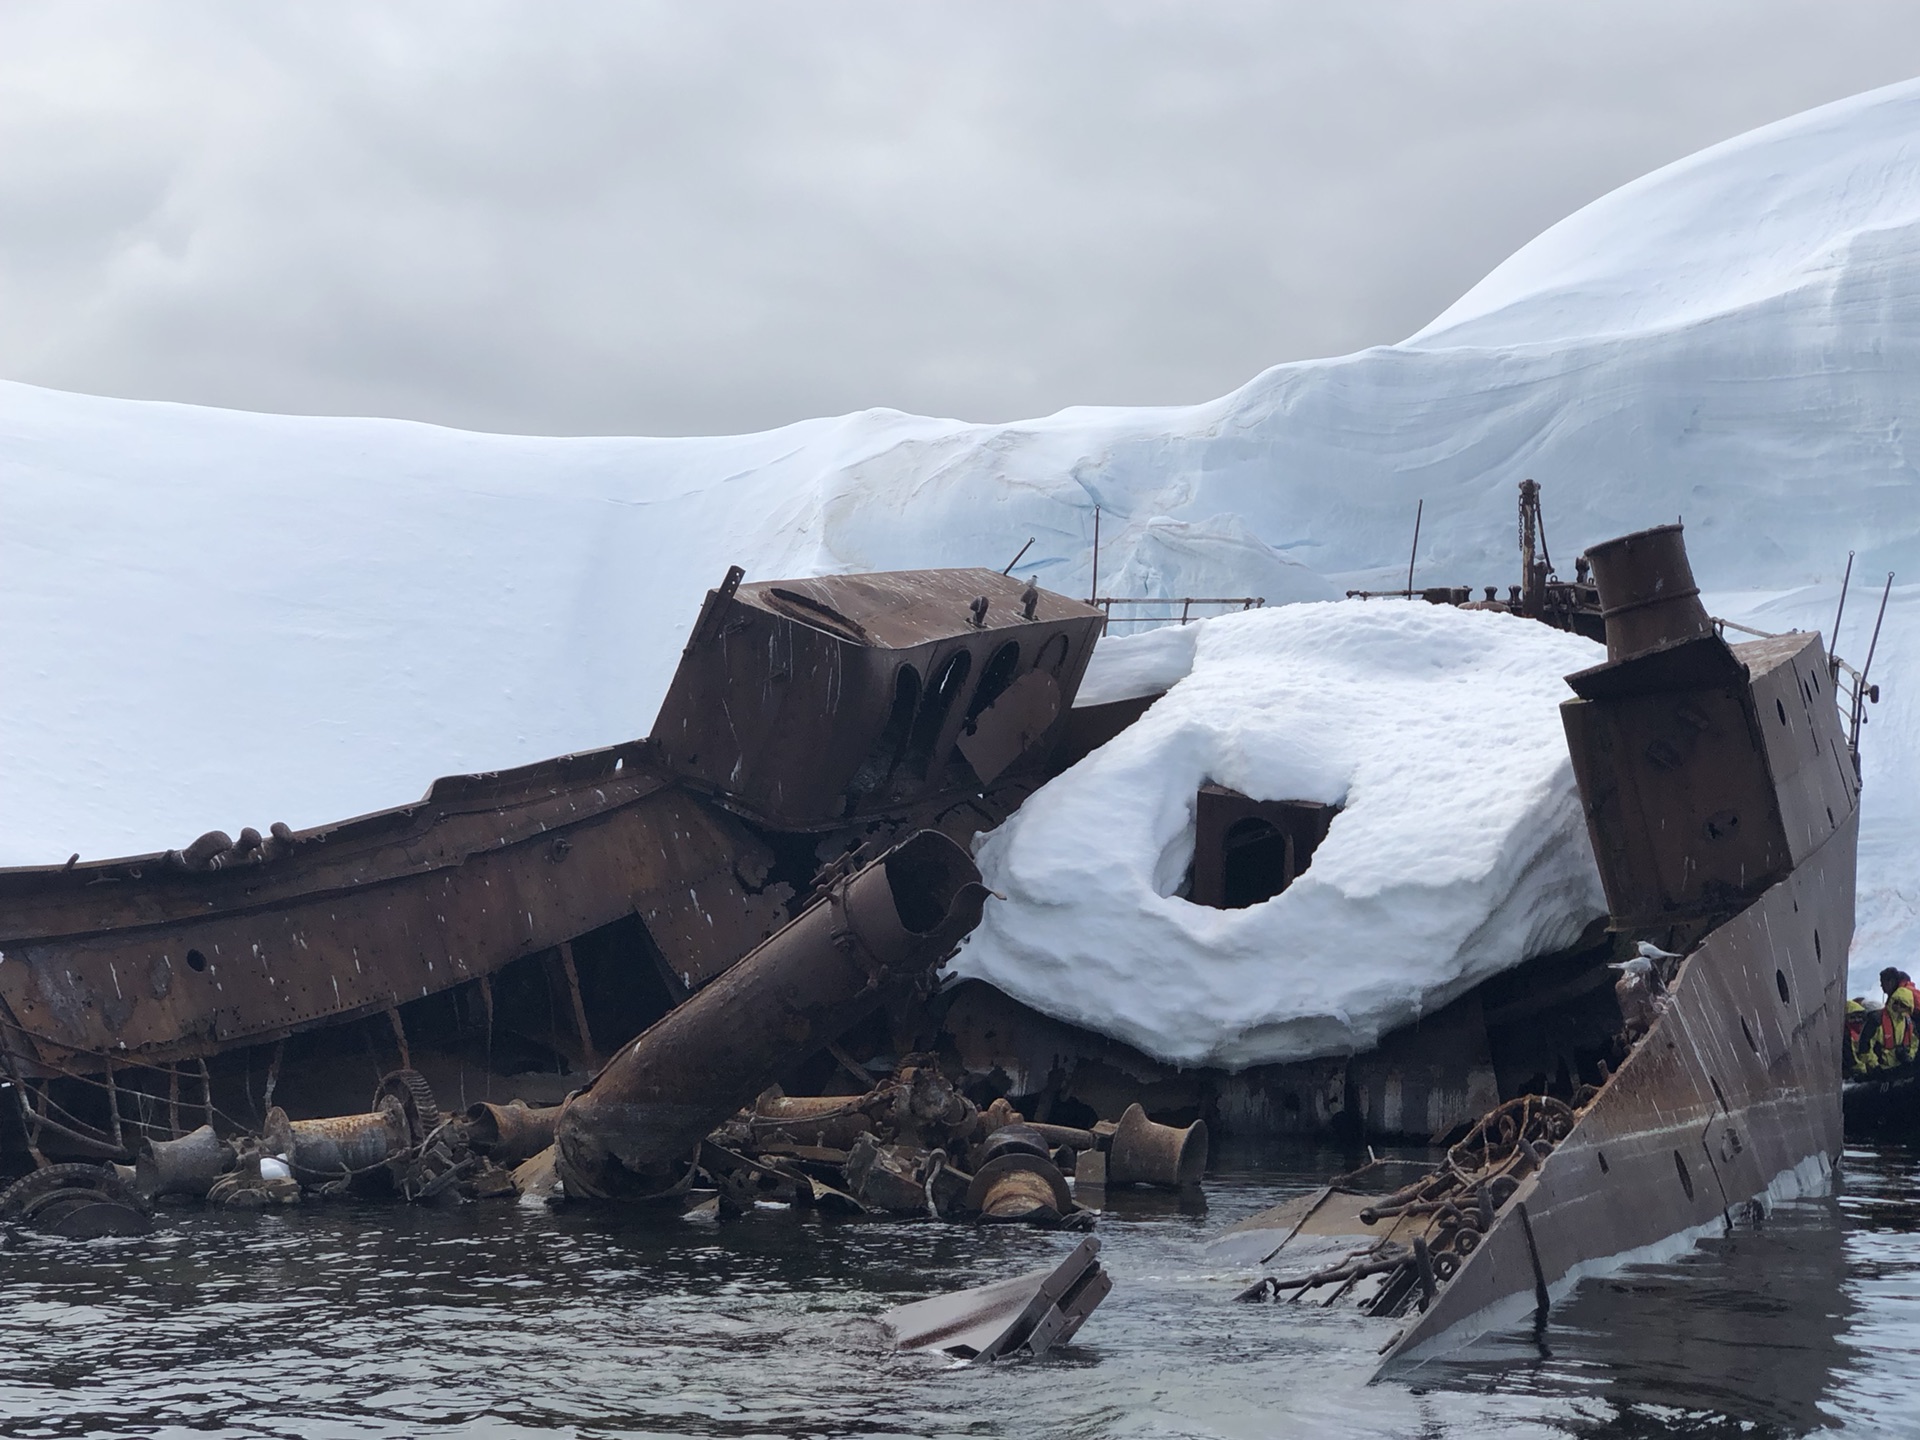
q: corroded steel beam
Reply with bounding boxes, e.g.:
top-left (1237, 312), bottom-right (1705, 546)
top-left (554, 830), bottom-right (988, 1200)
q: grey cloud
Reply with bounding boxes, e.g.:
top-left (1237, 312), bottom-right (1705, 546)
top-left (2, 1), bottom-right (1919, 436)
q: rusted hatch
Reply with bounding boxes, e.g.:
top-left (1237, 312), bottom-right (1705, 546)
top-left (1186, 786), bottom-right (1337, 909)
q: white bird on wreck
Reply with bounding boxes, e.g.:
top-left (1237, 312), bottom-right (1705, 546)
top-left (1634, 939), bottom-right (1686, 987)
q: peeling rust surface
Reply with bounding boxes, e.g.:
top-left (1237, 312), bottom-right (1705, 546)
top-left (554, 830), bottom-right (988, 1199)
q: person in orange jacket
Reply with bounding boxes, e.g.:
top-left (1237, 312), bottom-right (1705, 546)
top-left (1878, 968), bottom-right (1920, 1070)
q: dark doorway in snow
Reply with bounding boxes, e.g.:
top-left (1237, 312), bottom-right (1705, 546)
top-left (1186, 787), bottom-right (1337, 909)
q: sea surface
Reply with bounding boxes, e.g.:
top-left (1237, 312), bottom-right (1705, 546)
top-left (0, 1139), bottom-right (1914, 1439)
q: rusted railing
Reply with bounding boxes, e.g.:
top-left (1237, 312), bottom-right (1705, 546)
top-left (1091, 596), bottom-right (1264, 636)
top-left (1715, 602), bottom-right (1888, 769)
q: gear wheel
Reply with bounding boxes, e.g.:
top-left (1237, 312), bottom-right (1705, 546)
top-left (0, 1163), bottom-right (151, 1236)
top-left (372, 1069), bottom-right (442, 1147)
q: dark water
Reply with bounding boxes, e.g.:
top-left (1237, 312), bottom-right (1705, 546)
top-left (1, 1141), bottom-right (1916, 1439)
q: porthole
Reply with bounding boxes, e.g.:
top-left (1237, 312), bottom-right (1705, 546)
top-left (1674, 1150), bottom-right (1695, 1201)
top-left (186, 949), bottom-right (208, 973)
top-left (1710, 1075), bottom-right (1728, 1111)
top-left (1596, 1150), bottom-right (1610, 1175)
top-left (1814, 930), bottom-right (1822, 961)
top-left (1741, 1015), bottom-right (1759, 1054)
top-left (1776, 698), bottom-right (1788, 726)
top-left (1776, 969), bottom-right (1791, 1004)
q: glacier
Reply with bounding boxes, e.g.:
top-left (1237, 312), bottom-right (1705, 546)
top-left (4, 76), bottom-right (1920, 1036)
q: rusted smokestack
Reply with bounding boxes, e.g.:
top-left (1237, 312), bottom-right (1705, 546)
top-left (1582, 523), bottom-right (1713, 663)
top-left (554, 830), bottom-right (989, 1201)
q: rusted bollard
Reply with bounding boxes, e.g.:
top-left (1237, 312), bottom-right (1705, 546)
top-left (135, 1124), bottom-right (235, 1200)
top-left (1106, 1103), bottom-right (1208, 1188)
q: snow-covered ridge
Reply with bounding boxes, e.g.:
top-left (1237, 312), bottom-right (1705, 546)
top-left (1411, 80), bottom-right (1920, 349)
top-left (3, 77), bottom-right (1918, 1008)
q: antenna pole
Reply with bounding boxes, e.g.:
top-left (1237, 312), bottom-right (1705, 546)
top-left (1850, 571), bottom-right (1895, 759)
top-left (1089, 506), bottom-right (1101, 605)
top-left (1861, 572), bottom-right (1895, 689)
top-left (1406, 499), bottom-right (1423, 597)
top-left (1002, 537), bottom-right (1035, 576)
top-left (1829, 551), bottom-right (1855, 670)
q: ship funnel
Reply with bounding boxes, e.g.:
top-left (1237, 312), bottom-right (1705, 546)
top-left (1583, 523), bottom-right (1713, 663)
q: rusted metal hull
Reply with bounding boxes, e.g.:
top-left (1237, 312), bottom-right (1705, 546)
top-left (1382, 813), bottom-right (1852, 1368)
top-left (0, 566), bottom-right (1108, 1167)
top-left (0, 752), bottom-right (785, 1071)
top-left (1378, 525), bottom-right (1858, 1371)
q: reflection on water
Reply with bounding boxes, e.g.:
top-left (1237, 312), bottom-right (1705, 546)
top-left (0, 1140), bottom-right (1914, 1438)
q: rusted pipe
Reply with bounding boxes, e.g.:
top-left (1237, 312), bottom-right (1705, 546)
top-left (464, 1101), bottom-right (562, 1168)
top-left (744, 1094), bottom-right (878, 1151)
top-left (555, 830), bottom-right (989, 1200)
top-left (1025, 1121), bottom-right (1098, 1152)
top-left (264, 1104), bottom-right (408, 1185)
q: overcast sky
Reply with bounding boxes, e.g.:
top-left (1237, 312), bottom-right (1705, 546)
top-left (4, 3), bottom-right (1920, 438)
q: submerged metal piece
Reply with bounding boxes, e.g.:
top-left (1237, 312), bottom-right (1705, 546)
top-left (882, 1235), bottom-right (1112, 1361)
top-left (966, 1152), bottom-right (1072, 1223)
top-left (1380, 835), bottom-right (1851, 1370)
top-left (0, 1163), bottom-right (153, 1237)
top-left (554, 830), bottom-right (989, 1200)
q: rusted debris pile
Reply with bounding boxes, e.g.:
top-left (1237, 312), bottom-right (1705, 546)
top-left (0, 1063), bottom-right (1208, 1238)
top-left (696, 1081), bottom-right (1205, 1226)
top-left (1237, 1093), bottom-right (1579, 1316)
top-left (0, 825), bottom-right (1204, 1236)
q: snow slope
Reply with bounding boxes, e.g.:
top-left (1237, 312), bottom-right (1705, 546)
top-left (956, 603), bottom-right (1608, 1069)
top-left (5, 77), bottom-right (1920, 1014)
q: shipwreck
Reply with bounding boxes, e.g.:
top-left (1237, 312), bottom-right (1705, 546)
top-left (0, 491), bottom-right (1875, 1368)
